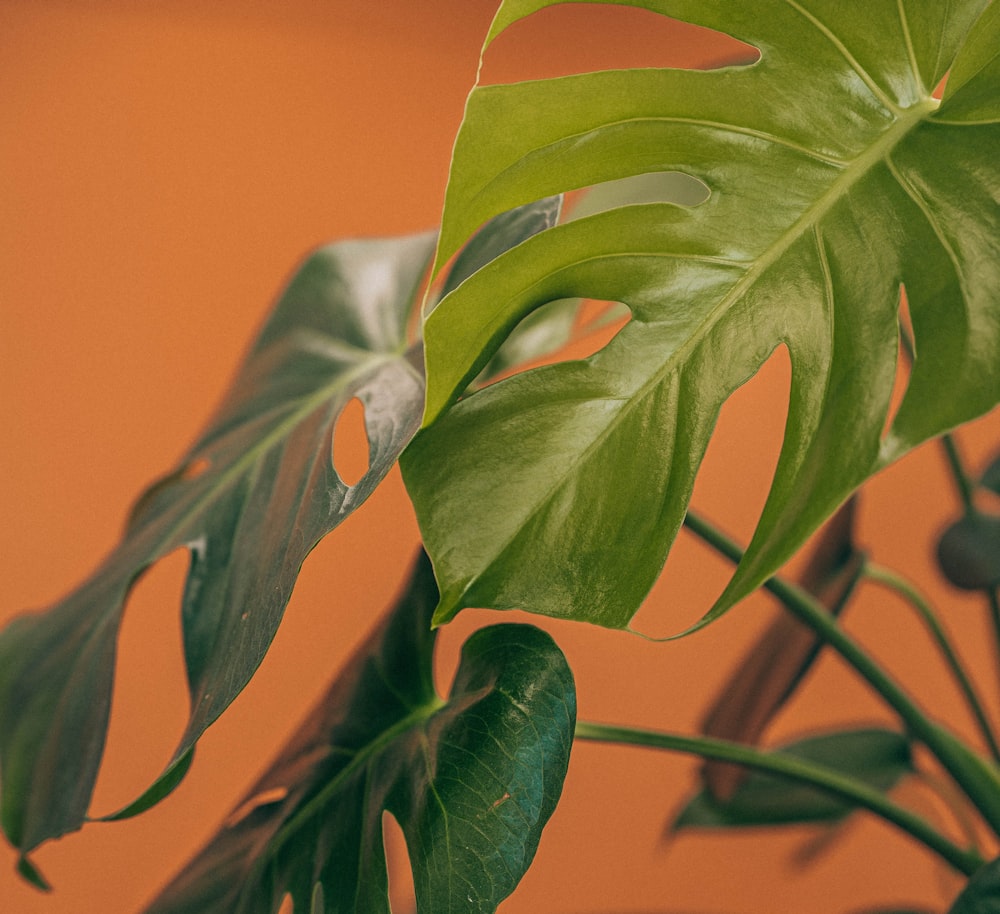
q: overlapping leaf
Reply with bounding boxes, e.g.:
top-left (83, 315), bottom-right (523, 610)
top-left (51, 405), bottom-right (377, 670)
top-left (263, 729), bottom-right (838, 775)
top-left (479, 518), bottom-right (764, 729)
top-left (403, 0), bottom-right (1000, 631)
top-left (145, 553), bottom-right (576, 914)
top-left (0, 192), bottom-right (564, 870)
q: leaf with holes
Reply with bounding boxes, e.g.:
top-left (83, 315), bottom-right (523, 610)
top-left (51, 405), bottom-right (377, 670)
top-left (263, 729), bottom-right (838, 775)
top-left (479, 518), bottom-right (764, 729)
top-left (144, 553), bottom-right (576, 914)
top-left (0, 191), bottom-right (567, 870)
top-left (0, 232), bottom-right (435, 864)
top-left (403, 0), bottom-right (1000, 632)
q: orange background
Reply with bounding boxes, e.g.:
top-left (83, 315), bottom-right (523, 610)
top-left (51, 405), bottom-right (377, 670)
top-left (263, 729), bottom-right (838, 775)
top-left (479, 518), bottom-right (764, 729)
top-left (2, 2), bottom-right (999, 912)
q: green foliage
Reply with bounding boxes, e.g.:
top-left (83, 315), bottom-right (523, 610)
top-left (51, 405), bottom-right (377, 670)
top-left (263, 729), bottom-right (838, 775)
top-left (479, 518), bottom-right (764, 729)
top-left (2, 2), bottom-right (1000, 910)
top-left (145, 554), bottom-right (576, 914)
top-left (948, 855), bottom-right (1000, 914)
top-left (404, 0), bottom-right (1000, 631)
top-left (0, 196), bottom-right (559, 868)
top-left (672, 728), bottom-right (913, 830)
top-left (0, 233), bottom-right (435, 858)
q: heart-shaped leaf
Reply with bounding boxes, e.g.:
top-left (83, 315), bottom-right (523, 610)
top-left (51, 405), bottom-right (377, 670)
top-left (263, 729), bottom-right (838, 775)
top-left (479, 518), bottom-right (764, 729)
top-left (144, 552), bottom-right (576, 914)
top-left (403, 0), bottom-right (1000, 631)
top-left (672, 728), bottom-right (913, 831)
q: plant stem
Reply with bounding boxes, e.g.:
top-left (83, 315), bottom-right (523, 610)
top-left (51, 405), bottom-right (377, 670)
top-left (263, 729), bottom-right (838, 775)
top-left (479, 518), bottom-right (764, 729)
top-left (575, 721), bottom-right (982, 876)
top-left (942, 435), bottom-right (977, 513)
top-left (683, 509), bottom-right (1000, 838)
top-left (864, 562), bottom-right (1000, 763)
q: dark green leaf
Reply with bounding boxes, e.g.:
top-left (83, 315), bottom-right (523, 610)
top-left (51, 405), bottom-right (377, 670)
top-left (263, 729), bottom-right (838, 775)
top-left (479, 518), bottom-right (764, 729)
top-left (672, 729), bottom-right (912, 830)
top-left (949, 855), bottom-right (1000, 914)
top-left (936, 514), bottom-right (1000, 590)
top-left (144, 553), bottom-right (576, 914)
top-left (0, 191), bottom-right (566, 865)
top-left (0, 232), bottom-right (435, 856)
top-left (980, 453), bottom-right (1000, 497)
top-left (405, 0), bottom-right (1000, 632)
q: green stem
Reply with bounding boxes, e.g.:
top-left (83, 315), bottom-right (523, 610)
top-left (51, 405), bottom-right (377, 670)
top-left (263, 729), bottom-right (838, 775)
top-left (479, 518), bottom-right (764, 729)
top-left (575, 721), bottom-right (982, 876)
top-left (683, 510), bottom-right (1000, 838)
top-left (942, 435), bottom-right (977, 514)
top-left (864, 562), bottom-right (1000, 764)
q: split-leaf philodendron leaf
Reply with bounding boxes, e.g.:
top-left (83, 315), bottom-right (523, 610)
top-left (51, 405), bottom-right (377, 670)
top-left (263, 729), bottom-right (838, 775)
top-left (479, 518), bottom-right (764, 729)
top-left (0, 233), bottom-right (434, 861)
top-left (403, 0), bottom-right (1000, 631)
top-left (0, 197), bottom-right (560, 869)
top-left (145, 553), bottom-right (576, 914)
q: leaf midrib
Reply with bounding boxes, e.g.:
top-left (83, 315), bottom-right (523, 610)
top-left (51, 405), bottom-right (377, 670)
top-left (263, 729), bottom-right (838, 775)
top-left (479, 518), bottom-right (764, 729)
top-left (441, 97), bottom-right (939, 619)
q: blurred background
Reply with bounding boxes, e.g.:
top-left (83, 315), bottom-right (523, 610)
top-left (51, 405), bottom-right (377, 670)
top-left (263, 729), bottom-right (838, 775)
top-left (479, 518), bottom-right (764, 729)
top-left (2, 2), bottom-right (999, 911)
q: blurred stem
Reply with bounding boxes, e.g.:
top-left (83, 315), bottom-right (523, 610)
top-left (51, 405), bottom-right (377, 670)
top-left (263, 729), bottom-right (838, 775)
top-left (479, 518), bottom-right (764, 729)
top-left (574, 721), bottom-right (982, 876)
top-left (942, 435), bottom-right (976, 514)
top-left (864, 562), bottom-right (1000, 763)
top-left (940, 435), bottom-right (1000, 701)
top-left (683, 509), bottom-right (1000, 838)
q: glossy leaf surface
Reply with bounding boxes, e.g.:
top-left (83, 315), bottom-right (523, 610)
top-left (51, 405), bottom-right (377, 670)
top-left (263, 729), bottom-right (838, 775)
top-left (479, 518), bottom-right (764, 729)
top-left (404, 0), bottom-right (1000, 631)
top-left (672, 729), bottom-right (913, 830)
top-left (0, 189), bottom-right (564, 866)
top-left (145, 553), bottom-right (576, 914)
top-left (0, 233), bottom-right (435, 858)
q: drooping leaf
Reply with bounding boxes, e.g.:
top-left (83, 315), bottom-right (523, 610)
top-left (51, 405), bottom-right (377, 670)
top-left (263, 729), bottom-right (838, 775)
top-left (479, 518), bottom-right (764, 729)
top-left (0, 191), bottom-right (565, 867)
top-left (672, 729), bottom-right (913, 831)
top-left (936, 514), bottom-right (1000, 590)
top-left (948, 855), bottom-right (1000, 914)
top-left (403, 0), bottom-right (1000, 632)
top-left (700, 499), bottom-right (864, 800)
top-left (144, 552), bottom-right (576, 914)
top-left (0, 232), bottom-right (435, 860)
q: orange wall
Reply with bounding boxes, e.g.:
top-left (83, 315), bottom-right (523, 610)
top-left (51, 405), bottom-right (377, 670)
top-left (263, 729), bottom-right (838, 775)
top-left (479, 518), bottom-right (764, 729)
top-left (2, 3), bottom-right (999, 912)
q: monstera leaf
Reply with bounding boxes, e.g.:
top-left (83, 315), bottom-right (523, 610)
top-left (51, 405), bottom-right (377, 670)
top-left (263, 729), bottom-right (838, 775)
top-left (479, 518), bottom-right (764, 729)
top-left (403, 0), bottom-right (1000, 631)
top-left (145, 553), bottom-right (576, 914)
top-left (0, 196), bottom-right (560, 870)
top-left (0, 233), bottom-right (434, 864)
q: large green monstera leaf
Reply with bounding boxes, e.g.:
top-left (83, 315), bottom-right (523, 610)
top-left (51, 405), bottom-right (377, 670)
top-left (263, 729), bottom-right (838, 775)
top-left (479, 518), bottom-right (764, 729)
top-left (403, 0), bottom-right (1000, 631)
top-left (146, 554), bottom-right (575, 914)
top-left (0, 198), bottom-right (561, 871)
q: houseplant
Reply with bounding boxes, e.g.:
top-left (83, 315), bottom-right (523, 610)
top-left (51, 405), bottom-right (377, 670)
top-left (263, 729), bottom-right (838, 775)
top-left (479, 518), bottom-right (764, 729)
top-left (2, 0), bottom-right (999, 911)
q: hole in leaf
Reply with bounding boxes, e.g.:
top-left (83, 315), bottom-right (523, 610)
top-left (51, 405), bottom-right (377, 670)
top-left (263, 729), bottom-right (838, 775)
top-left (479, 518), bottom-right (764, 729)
top-left (880, 284), bottom-right (913, 443)
top-left (90, 548), bottom-right (189, 817)
top-left (471, 297), bottom-right (631, 394)
top-left (277, 894), bottom-right (294, 914)
top-left (383, 812), bottom-right (416, 914)
top-left (633, 346), bottom-right (791, 636)
top-left (332, 397), bottom-right (370, 487)
top-left (478, 4), bottom-right (759, 84)
top-left (567, 172), bottom-right (712, 219)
